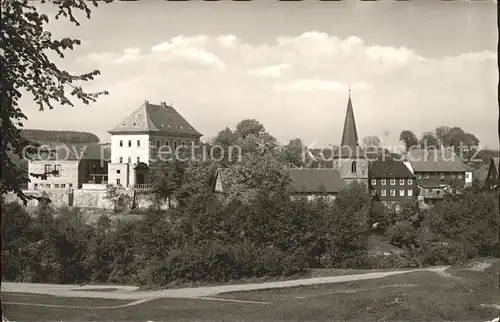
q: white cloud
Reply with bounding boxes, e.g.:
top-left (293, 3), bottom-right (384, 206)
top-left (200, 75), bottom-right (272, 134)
top-left (247, 63), bottom-right (292, 78)
top-left (68, 32), bottom-right (497, 148)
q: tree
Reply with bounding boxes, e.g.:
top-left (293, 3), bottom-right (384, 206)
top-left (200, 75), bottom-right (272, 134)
top-left (281, 138), bottom-right (307, 168)
top-left (104, 184), bottom-right (131, 213)
top-left (362, 136), bottom-right (381, 149)
top-left (419, 132), bottom-right (440, 149)
top-left (435, 126), bottom-right (451, 146)
top-left (1, 0), bottom-right (112, 203)
top-left (399, 130), bottom-right (419, 151)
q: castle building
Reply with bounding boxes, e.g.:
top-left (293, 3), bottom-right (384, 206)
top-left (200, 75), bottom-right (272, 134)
top-left (107, 100), bottom-right (203, 188)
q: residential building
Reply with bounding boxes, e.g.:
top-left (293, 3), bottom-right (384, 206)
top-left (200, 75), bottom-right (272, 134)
top-left (403, 148), bottom-right (473, 187)
top-left (107, 100), bottom-right (203, 188)
top-left (214, 168), bottom-right (344, 202)
top-left (28, 144), bottom-right (110, 190)
top-left (310, 90), bottom-right (369, 186)
top-left (369, 160), bottom-right (418, 203)
top-left (485, 157), bottom-right (500, 190)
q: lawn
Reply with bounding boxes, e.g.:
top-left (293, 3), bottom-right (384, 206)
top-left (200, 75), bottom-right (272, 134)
top-left (2, 259), bottom-right (498, 321)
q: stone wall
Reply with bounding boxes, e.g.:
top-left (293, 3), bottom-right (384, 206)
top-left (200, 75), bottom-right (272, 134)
top-left (3, 188), bottom-right (170, 211)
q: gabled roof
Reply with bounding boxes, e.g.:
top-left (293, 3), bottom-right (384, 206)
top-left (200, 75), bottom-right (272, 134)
top-left (492, 157), bottom-right (500, 172)
top-left (474, 163), bottom-right (489, 185)
top-left (215, 168), bottom-right (343, 194)
top-left (32, 143), bottom-right (111, 161)
top-left (369, 160), bottom-right (416, 178)
top-left (289, 169), bottom-right (343, 193)
top-left (404, 148), bottom-right (472, 173)
top-left (108, 101), bottom-right (203, 137)
top-left (340, 93), bottom-right (359, 150)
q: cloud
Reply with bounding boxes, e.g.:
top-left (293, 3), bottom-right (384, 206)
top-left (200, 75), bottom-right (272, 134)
top-left (67, 32), bottom-right (497, 149)
top-left (247, 63), bottom-right (292, 78)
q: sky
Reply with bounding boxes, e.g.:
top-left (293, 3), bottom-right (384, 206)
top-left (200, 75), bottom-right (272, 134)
top-left (23, 1), bottom-right (498, 149)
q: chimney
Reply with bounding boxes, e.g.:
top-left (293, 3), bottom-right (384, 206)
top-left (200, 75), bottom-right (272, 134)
top-left (144, 99), bottom-right (149, 105)
top-left (160, 102), bottom-right (167, 107)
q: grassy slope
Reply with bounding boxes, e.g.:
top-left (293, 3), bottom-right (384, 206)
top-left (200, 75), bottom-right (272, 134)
top-left (3, 259), bottom-right (498, 321)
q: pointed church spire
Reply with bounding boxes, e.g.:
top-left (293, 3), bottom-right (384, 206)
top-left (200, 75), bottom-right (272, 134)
top-left (340, 88), bottom-right (359, 149)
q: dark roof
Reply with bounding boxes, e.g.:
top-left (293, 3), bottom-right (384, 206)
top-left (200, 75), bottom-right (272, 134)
top-left (215, 168), bottom-right (343, 194)
top-left (289, 169), bottom-right (343, 193)
top-left (33, 143), bottom-right (111, 161)
top-left (340, 93), bottom-right (359, 150)
top-left (474, 163), bottom-right (489, 185)
top-left (492, 157), bottom-right (500, 172)
top-left (369, 160), bottom-right (415, 178)
top-left (108, 101), bottom-right (202, 136)
top-left (404, 148), bottom-right (472, 173)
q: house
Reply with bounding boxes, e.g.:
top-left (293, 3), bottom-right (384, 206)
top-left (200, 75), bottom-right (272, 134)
top-left (368, 160), bottom-right (418, 203)
top-left (214, 168), bottom-right (344, 202)
top-left (107, 100), bottom-right (203, 188)
top-left (28, 143), bottom-right (111, 190)
top-left (485, 157), bottom-right (500, 190)
top-left (416, 181), bottom-right (445, 205)
top-left (403, 148), bottom-right (473, 187)
top-left (309, 90), bottom-right (369, 186)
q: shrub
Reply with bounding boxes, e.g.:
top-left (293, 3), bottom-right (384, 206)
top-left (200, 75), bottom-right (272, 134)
top-left (387, 220), bottom-right (417, 248)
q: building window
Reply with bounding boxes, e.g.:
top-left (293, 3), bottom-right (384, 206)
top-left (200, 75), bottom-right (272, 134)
top-left (128, 140), bottom-right (132, 147)
top-left (381, 179), bottom-right (386, 185)
top-left (44, 164), bottom-right (52, 174)
top-left (46, 184), bottom-right (51, 188)
top-left (174, 141), bottom-right (178, 149)
top-left (117, 169), bottom-right (121, 174)
top-left (440, 173), bottom-right (445, 180)
top-left (371, 179), bottom-right (377, 186)
top-left (351, 161), bottom-right (357, 174)
top-left (408, 178), bottom-right (413, 185)
top-left (390, 178), bottom-right (396, 185)
top-left (452, 173), bottom-right (455, 179)
top-left (424, 173), bottom-right (429, 179)
top-left (128, 157), bottom-right (131, 163)
top-left (55, 184), bottom-right (60, 188)
top-left (61, 184), bottom-right (66, 188)
top-left (458, 173), bottom-right (463, 179)
top-left (399, 179), bottom-right (405, 185)
top-left (390, 189), bottom-right (396, 196)
top-left (34, 183), bottom-right (38, 189)
top-left (117, 178), bottom-right (121, 185)
top-left (54, 164), bottom-right (61, 176)
top-left (137, 140), bottom-right (141, 147)
top-left (119, 157), bottom-right (123, 163)
top-left (69, 183), bottom-right (73, 188)
top-left (165, 140), bottom-right (170, 146)
top-left (399, 189), bottom-right (404, 196)
top-left (119, 140), bottom-right (123, 147)
top-left (190, 141), bottom-right (194, 147)
top-left (416, 173), bottom-right (421, 179)
top-left (381, 189), bottom-right (387, 196)
top-left (181, 141), bottom-right (186, 147)
top-left (408, 189), bottom-right (413, 196)
top-left (137, 157), bottom-right (140, 163)
top-left (156, 140), bottom-right (160, 148)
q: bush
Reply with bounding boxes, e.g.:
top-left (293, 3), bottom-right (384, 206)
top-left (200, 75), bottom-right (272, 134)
top-left (388, 221), bottom-right (417, 248)
top-left (366, 252), bottom-right (420, 269)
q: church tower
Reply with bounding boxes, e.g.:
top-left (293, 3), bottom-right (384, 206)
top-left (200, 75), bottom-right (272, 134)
top-left (333, 88), bottom-right (369, 185)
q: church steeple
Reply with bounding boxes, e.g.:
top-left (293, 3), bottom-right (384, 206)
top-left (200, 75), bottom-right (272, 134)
top-left (340, 87), bottom-right (359, 149)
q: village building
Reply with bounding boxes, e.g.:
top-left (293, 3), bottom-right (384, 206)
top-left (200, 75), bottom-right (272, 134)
top-left (368, 160), bottom-right (418, 204)
top-left (28, 143), bottom-right (110, 190)
top-left (214, 168), bottom-right (344, 202)
top-left (107, 100), bottom-right (203, 188)
top-left (402, 148), bottom-right (473, 204)
top-left (485, 157), bottom-right (500, 190)
top-left (310, 90), bottom-right (370, 186)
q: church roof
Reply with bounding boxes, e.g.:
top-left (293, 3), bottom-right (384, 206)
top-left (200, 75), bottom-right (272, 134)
top-left (108, 101), bottom-right (203, 137)
top-left (340, 93), bottom-right (359, 150)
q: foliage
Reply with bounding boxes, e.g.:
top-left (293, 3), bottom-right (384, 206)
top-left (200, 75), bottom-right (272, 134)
top-left (399, 130), bottom-right (419, 151)
top-left (419, 131), bottom-right (440, 149)
top-left (362, 136), bottom-right (381, 149)
top-left (104, 184), bottom-right (131, 212)
top-left (387, 221), bottom-right (417, 249)
top-left (21, 129), bottom-right (100, 144)
top-left (1, 0), bottom-right (112, 203)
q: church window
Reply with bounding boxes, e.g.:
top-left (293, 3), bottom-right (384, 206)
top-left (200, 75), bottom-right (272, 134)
top-left (351, 161), bottom-right (357, 174)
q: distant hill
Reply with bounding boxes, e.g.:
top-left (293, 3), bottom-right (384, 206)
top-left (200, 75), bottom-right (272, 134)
top-left (21, 129), bottom-right (100, 145)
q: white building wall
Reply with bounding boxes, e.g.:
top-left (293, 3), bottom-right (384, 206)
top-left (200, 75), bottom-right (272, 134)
top-left (108, 163), bottom-right (130, 187)
top-left (28, 160), bottom-right (80, 190)
top-left (111, 134), bottom-right (151, 164)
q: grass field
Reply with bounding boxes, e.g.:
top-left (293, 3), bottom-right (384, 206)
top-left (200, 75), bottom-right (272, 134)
top-left (2, 260), bottom-right (499, 321)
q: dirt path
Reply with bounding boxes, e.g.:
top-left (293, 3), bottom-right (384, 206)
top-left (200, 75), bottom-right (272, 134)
top-left (1, 266), bottom-right (449, 303)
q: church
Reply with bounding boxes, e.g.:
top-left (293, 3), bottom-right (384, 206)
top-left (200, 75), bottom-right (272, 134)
top-left (309, 90), bottom-right (369, 186)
